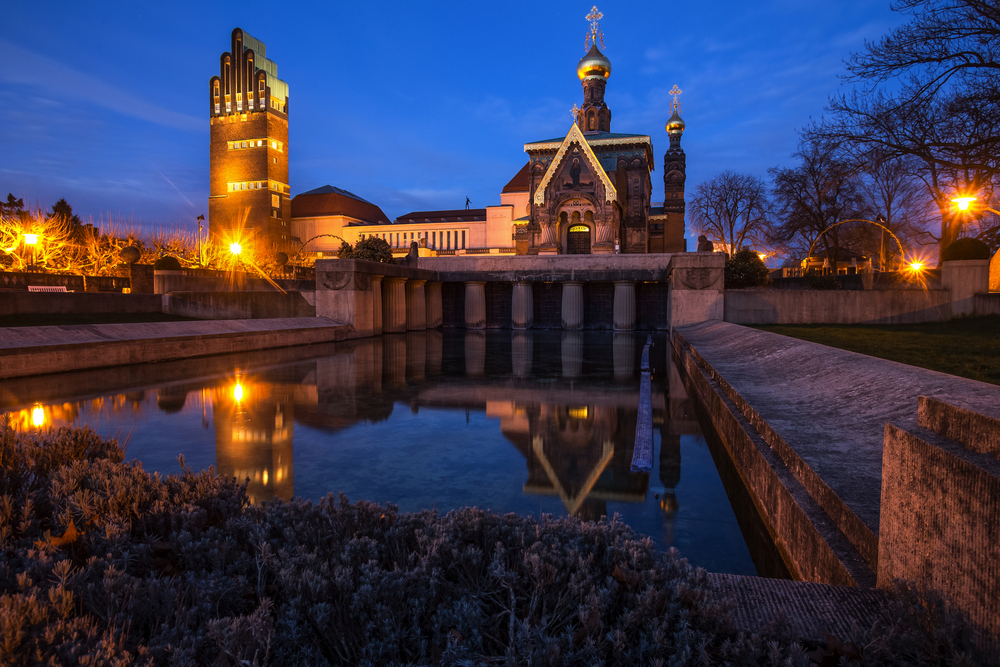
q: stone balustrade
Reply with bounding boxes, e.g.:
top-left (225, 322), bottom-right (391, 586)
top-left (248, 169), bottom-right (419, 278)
top-left (314, 253), bottom-right (725, 338)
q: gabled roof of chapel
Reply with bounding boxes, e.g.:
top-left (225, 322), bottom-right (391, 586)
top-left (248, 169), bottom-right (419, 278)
top-left (532, 122), bottom-right (618, 206)
top-left (525, 131), bottom-right (651, 150)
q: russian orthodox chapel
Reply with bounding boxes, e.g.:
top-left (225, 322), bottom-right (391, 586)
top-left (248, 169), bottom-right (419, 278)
top-left (507, 7), bottom-right (688, 254)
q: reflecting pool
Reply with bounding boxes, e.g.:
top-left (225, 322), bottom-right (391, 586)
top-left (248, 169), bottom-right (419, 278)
top-left (1, 330), bottom-right (762, 575)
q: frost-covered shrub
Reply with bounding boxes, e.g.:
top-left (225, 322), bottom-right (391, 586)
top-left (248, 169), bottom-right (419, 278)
top-left (0, 427), bottom-right (980, 666)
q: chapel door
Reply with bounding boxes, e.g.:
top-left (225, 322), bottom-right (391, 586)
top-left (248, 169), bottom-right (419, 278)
top-left (567, 225), bottom-right (591, 254)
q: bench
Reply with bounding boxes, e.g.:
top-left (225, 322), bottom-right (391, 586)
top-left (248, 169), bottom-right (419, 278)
top-left (27, 285), bottom-right (68, 292)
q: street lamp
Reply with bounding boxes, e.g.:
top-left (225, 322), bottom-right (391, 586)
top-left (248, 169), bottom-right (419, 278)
top-left (229, 242), bottom-right (242, 256)
top-left (197, 214), bottom-right (205, 266)
top-left (23, 233), bottom-right (38, 272)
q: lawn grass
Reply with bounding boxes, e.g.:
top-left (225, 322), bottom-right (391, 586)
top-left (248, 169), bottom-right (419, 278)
top-left (0, 312), bottom-right (199, 327)
top-left (755, 315), bottom-right (1000, 385)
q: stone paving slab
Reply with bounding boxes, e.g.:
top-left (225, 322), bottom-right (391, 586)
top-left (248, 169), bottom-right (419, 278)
top-left (677, 321), bottom-right (1000, 538)
top-left (709, 573), bottom-right (888, 639)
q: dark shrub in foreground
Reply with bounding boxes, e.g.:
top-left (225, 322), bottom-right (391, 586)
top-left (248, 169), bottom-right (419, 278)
top-left (0, 428), bottom-right (979, 666)
top-left (152, 255), bottom-right (182, 270)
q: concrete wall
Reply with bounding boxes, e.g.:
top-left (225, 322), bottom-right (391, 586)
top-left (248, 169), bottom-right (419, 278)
top-left (974, 292), bottom-right (1000, 315)
top-left (879, 398), bottom-right (1000, 659)
top-left (1, 272), bottom-right (85, 292)
top-left (941, 259), bottom-right (990, 316)
top-left (154, 270), bottom-right (312, 294)
top-left (725, 289), bottom-right (952, 325)
top-left (0, 292), bottom-right (162, 317)
top-left (163, 291), bottom-right (315, 320)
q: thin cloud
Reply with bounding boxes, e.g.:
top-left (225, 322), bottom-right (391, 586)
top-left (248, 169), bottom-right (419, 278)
top-left (0, 39), bottom-right (201, 132)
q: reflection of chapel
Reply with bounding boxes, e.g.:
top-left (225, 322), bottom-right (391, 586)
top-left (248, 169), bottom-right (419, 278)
top-left (226, 7), bottom-right (688, 255)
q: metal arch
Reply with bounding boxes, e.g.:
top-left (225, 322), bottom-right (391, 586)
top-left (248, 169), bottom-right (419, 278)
top-left (295, 233), bottom-right (347, 255)
top-left (806, 218), bottom-right (907, 270)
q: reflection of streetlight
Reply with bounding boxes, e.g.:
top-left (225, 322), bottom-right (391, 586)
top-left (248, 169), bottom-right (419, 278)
top-left (24, 233), bottom-right (38, 271)
top-left (31, 405), bottom-right (45, 427)
top-left (233, 383), bottom-right (244, 402)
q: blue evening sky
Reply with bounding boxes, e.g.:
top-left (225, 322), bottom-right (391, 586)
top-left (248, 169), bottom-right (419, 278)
top-left (1, 1), bottom-right (905, 238)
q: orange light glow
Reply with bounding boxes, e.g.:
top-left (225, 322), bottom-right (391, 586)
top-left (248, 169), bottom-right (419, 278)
top-left (23, 233), bottom-right (38, 246)
top-left (229, 242), bottom-right (242, 256)
top-left (952, 196), bottom-right (977, 211)
top-left (233, 383), bottom-right (244, 402)
top-left (31, 405), bottom-right (45, 427)
top-left (263, 469), bottom-right (269, 486)
top-left (909, 261), bottom-right (925, 272)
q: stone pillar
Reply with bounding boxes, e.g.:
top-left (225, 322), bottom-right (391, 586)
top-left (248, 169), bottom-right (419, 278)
top-left (371, 275), bottom-right (383, 335)
top-left (561, 281), bottom-right (584, 330)
top-left (382, 277), bottom-right (407, 333)
top-left (512, 331), bottom-right (533, 377)
top-left (425, 281), bottom-right (443, 328)
top-left (465, 281), bottom-right (486, 329)
top-left (406, 279), bottom-right (427, 331)
top-left (465, 330), bottom-right (486, 376)
top-left (613, 332), bottom-right (635, 380)
top-left (511, 281), bottom-right (534, 329)
top-left (613, 281), bottom-right (636, 331)
top-left (941, 259), bottom-right (990, 317)
top-left (561, 331), bottom-right (583, 378)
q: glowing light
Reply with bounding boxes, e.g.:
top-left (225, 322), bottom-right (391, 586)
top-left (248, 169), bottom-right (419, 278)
top-left (23, 234), bottom-right (38, 246)
top-left (263, 469), bottom-right (269, 486)
top-left (229, 242), bottom-right (242, 256)
top-left (233, 383), bottom-right (244, 402)
top-left (952, 196), bottom-right (977, 211)
top-left (31, 405), bottom-right (45, 427)
top-left (909, 261), bottom-right (925, 272)
top-left (758, 253), bottom-right (767, 261)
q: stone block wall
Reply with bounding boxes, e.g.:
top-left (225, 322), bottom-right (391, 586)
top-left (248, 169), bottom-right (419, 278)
top-left (636, 281), bottom-right (669, 330)
top-left (485, 281), bottom-right (512, 329)
top-left (879, 398), bottom-right (1000, 659)
top-left (583, 281), bottom-right (614, 329)
top-left (533, 282), bottom-right (562, 329)
top-left (130, 264), bottom-right (155, 294)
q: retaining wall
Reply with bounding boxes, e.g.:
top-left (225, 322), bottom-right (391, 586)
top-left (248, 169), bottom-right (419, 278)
top-left (0, 292), bottom-right (162, 317)
top-left (153, 270), bottom-right (312, 294)
top-left (879, 397), bottom-right (1000, 659)
top-left (163, 291), bottom-right (316, 320)
top-left (725, 289), bottom-right (952, 325)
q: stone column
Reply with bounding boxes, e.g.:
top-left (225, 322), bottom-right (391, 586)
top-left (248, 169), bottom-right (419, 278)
top-left (511, 331), bottom-right (533, 377)
top-left (382, 277), bottom-right (407, 333)
top-left (465, 281), bottom-right (486, 329)
top-left (425, 281), bottom-right (443, 328)
top-left (613, 332), bottom-right (635, 380)
top-left (561, 331), bottom-right (583, 378)
top-left (406, 279), bottom-right (427, 331)
top-left (561, 281), bottom-right (584, 330)
top-left (371, 275), bottom-right (383, 335)
top-left (613, 281), bottom-right (636, 331)
top-left (511, 281), bottom-right (534, 329)
top-left (465, 330), bottom-right (486, 376)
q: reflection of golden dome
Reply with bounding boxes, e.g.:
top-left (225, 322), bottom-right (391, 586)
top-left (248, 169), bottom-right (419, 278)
top-left (660, 494), bottom-right (679, 513)
top-left (666, 108), bottom-right (686, 133)
top-left (577, 44), bottom-right (612, 80)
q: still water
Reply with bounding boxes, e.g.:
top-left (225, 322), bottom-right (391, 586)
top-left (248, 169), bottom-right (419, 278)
top-left (2, 330), bottom-right (759, 575)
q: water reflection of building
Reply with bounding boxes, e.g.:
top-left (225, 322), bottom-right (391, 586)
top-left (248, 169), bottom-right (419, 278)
top-left (213, 379), bottom-right (295, 503)
top-left (494, 401), bottom-right (648, 520)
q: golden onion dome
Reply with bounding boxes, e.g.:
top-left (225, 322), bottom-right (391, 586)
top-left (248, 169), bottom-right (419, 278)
top-left (665, 107), bottom-right (686, 133)
top-left (577, 44), bottom-right (612, 80)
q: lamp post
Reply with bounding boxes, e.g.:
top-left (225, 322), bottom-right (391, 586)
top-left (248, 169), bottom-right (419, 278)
top-left (197, 214), bottom-right (205, 267)
top-left (23, 233), bottom-right (38, 272)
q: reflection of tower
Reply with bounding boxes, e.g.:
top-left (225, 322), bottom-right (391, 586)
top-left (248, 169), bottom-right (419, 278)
top-left (213, 377), bottom-right (294, 503)
top-left (659, 423), bottom-right (681, 545)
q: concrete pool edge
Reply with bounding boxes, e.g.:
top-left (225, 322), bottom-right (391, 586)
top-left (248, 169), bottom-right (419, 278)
top-left (0, 317), bottom-right (352, 379)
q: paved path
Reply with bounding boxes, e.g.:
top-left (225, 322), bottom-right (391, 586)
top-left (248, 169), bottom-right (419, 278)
top-left (676, 321), bottom-right (1000, 538)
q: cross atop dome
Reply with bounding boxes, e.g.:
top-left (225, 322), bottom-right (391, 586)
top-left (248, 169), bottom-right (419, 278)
top-left (585, 6), bottom-right (605, 51)
top-left (669, 84), bottom-right (682, 113)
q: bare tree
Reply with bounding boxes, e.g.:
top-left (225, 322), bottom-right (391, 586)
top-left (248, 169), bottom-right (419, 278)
top-left (689, 171), bottom-right (770, 253)
top-left (768, 137), bottom-right (866, 265)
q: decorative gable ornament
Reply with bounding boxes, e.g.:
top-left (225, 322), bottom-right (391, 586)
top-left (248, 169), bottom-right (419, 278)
top-left (533, 122), bottom-right (618, 206)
